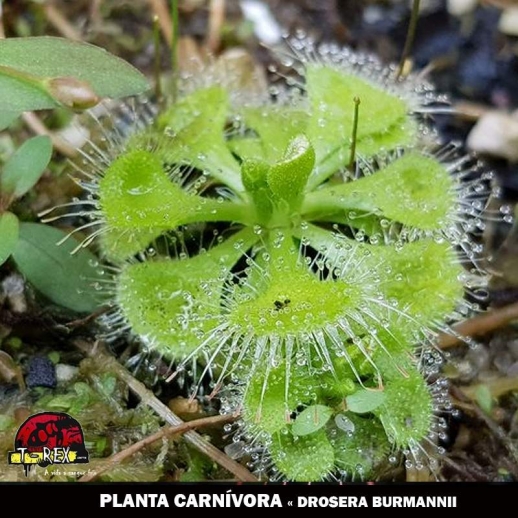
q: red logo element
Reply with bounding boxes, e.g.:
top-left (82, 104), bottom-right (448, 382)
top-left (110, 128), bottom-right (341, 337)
top-left (8, 412), bottom-right (89, 476)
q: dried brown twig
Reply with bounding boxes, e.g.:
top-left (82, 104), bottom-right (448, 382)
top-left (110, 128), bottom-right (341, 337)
top-left (43, 1), bottom-right (82, 41)
top-left (206, 0), bottom-right (226, 53)
top-left (22, 112), bottom-right (77, 158)
top-left (78, 413), bottom-right (237, 482)
top-left (147, 0), bottom-right (173, 46)
top-left (73, 339), bottom-right (258, 482)
top-left (65, 306), bottom-right (111, 330)
top-left (437, 301), bottom-right (518, 349)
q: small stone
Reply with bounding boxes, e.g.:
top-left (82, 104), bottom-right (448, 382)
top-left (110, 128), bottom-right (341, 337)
top-left (55, 363), bottom-right (79, 384)
top-left (224, 440), bottom-right (246, 459)
top-left (1, 274), bottom-right (26, 314)
top-left (455, 359), bottom-right (476, 381)
top-left (240, 0), bottom-right (283, 45)
top-left (494, 350), bottom-right (514, 375)
top-left (26, 356), bottom-right (57, 389)
top-left (499, 7), bottom-right (518, 37)
top-left (58, 118), bottom-right (90, 149)
top-left (466, 342), bottom-right (491, 374)
top-left (447, 0), bottom-right (478, 17)
top-left (467, 111), bottom-right (518, 162)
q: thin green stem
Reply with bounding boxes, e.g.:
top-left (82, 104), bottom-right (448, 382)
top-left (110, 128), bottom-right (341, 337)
top-left (348, 96), bottom-right (361, 172)
top-left (0, 65), bottom-right (53, 96)
top-left (397, 0), bottom-right (421, 79)
top-left (153, 15), bottom-right (163, 103)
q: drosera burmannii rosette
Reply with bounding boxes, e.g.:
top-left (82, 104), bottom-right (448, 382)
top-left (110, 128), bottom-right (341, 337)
top-left (47, 34), bottom-right (495, 481)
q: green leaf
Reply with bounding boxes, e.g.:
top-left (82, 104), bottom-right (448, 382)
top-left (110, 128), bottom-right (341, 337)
top-left (47, 351), bottom-right (60, 365)
top-left (0, 414), bottom-right (14, 432)
top-left (307, 65), bottom-right (408, 144)
top-left (0, 37), bottom-right (149, 112)
top-left (241, 157), bottom-right (269, 192)
top-left (1, 135), bottom-right (52, 198)
top-left (313, 120), bottom-right (416, 186)
top-left (377, 239), bottom-right (464, 325)
top-left (475, 384), bottom-right (493, 415)
top-left (11, 223), bottom-right (101, 313)
top-left (243, 364), bottom-right (320, 435)
top-left (0, 111), bottom-right (20, 131)
top-left (98, 150), bottom-right (251, 261)
top-left (227, 137), bottom-right (264, 161)
top-left (0, 211), bottom-right (19, 266)
top-left (156, 86), bottom-right (243, 192)
top-left (117, 229), bottom-right (258, 358)
top-left (0, 69), bottom-right (55, 113)
top-left (305, 64), bottom-right (414, 187)
top-left (346, 389), bottom-right (386, 413)
top-left (42, 394), bottom-right (75, 411)
top-left (99, 374), bottom-right (117, 398)
top-left (270, 429), bottom-right (335, 481)
top-left (294, 223), bottom-right (380, 276)
top-left (303, 152), bottom-right (456, 231)
top-left (375, 367), bottom-right (433, 447)
top-left (228, 242), bottom-right (363, 337)
top-left (241, 158), bottom-right (273, 224)
top-left (330, 414), bottom-right (390, 478)
top-left (241, 106), bottom-right (308, 163)
top-left (243, 366), bottom-right (293, 435)
top-left (292, 404), bottom-right (333, 436)
top-left (267, 134), bottom-right (315, 210)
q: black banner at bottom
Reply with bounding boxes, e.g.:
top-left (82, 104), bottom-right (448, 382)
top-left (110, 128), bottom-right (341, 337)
top-left (0, 482), bottom-right (514, 508)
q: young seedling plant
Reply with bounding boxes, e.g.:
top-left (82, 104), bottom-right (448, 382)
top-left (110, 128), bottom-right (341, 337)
top-left (59, 32), bottom-right (490, 481)
top-left (0, 35), bottom-right (148, 310)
